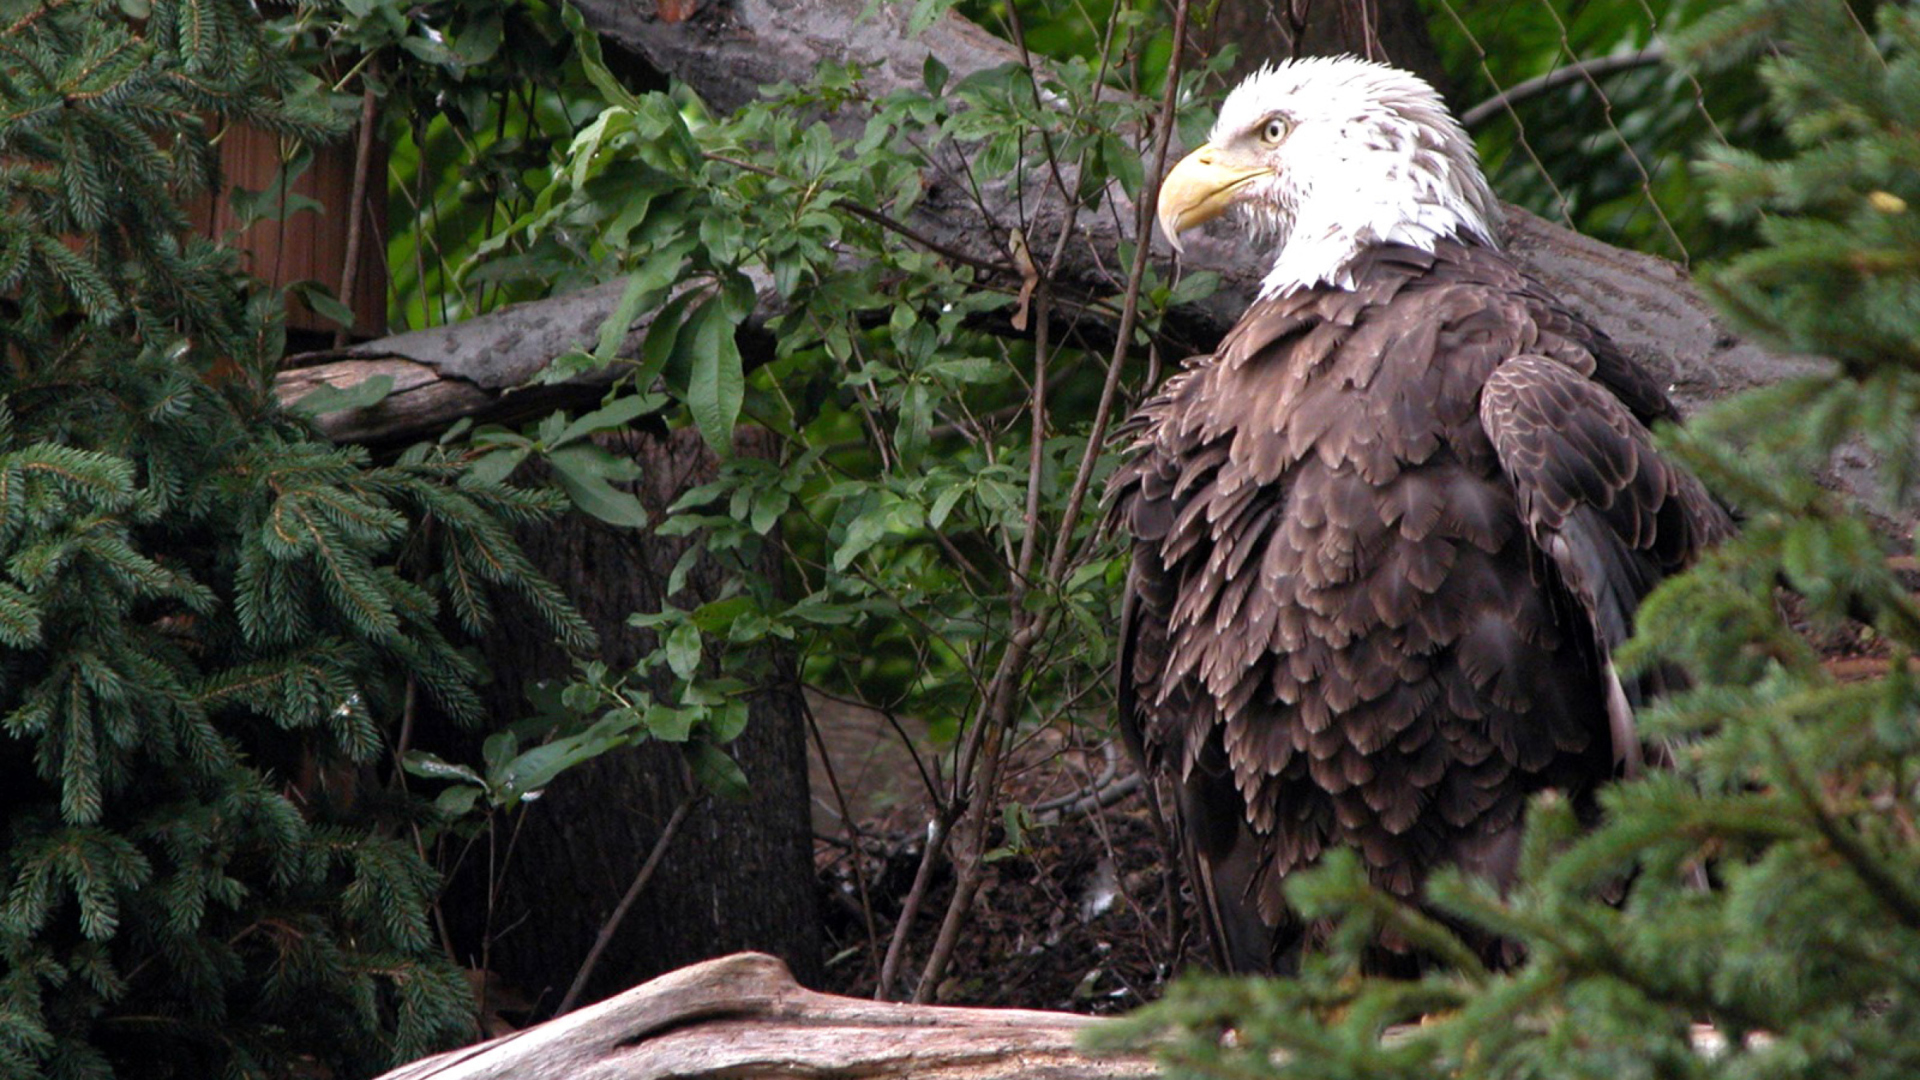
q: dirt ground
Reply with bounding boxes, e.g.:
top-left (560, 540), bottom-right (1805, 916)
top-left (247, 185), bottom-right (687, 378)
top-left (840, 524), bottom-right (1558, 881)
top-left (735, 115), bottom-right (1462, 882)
top-left (800, 592), bottom-right (1892, 1012)
top-left (805, 691), bottom-right (1196, 1011)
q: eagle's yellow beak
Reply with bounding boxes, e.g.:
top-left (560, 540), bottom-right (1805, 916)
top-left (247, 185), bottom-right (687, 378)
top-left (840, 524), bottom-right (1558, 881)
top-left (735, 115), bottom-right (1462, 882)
top-left (1155, 143), bottom-right (1273, 253)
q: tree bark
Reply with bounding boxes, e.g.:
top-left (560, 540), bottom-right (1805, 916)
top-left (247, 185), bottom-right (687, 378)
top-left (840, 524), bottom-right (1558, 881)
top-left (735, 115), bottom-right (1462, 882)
top-left (438, 427), bottom-right (822, 1014)
top-left (376, 952), bottom-right (1157, 1080)
top-left (1180, 0), bottom-right (1454, 99)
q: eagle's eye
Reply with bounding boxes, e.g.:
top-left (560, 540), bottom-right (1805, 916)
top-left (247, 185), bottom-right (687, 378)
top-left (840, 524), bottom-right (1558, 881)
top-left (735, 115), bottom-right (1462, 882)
top-left (1261, 117), bottom-right (1290, 144)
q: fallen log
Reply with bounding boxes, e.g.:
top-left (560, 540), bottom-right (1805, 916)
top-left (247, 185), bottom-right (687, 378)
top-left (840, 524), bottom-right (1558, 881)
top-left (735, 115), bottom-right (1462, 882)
top-left (375, 952), bottom-right (1159, 1080)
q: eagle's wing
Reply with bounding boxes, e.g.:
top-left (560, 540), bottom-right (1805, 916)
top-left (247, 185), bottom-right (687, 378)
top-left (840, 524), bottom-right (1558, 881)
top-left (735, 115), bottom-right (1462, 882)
top-left (1113, 371), bottom-right (1284, 973)
top-left (1479, 355), bottom-right (1732, 775)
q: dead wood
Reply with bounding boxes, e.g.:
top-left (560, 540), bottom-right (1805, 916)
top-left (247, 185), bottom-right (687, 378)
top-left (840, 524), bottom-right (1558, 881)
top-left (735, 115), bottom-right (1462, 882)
top-left (375, 952), bottom-right (1159, 1080)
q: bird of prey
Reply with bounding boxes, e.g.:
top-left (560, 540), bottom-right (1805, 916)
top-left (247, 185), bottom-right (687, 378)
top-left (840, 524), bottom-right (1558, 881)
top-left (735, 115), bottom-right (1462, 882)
top-left (1107, 57), bottom-right (1730, 973)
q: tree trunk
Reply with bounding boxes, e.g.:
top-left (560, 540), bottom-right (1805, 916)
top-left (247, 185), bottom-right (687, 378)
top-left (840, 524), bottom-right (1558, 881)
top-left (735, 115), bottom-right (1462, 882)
top-left (441, 427), bottom-right (822, 1015)
top-left (1180, 0), bottom-right (1454, 99)
top-left (376, 952), bottom-right (1157, 1080)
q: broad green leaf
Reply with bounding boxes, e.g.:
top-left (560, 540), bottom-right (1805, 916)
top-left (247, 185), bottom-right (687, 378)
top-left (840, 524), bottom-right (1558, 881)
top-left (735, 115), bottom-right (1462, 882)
top-left (554, 394), bottom-right (659, 449)
top-left (594, 270), bottom-right (656, 365)
top-left (562, 1), bottom-right (643, 111)
top-left (289, 375), bottom-right (394, 417)
top-left (928, 479), bottom-right (970, 528)
top-left (493, 738), bottom-right (598, 803)
top-left (833, 495), bottom-right (925, 570)
top-left (1103, 135), bottom-right (1144, 200)
top-left (645, 704), bottom-right (696, 742)
top-left (1168, 270), bottom-right (1221, 307)
top-left (665, 622), bottom-right (702, 680)
top-left (636, 290), bottom-right (695, 388)
top-left (296, 284), bottom-right (359, 330)
top-left (482, 731), bottom-right (516, 775)
top-left (401, 750), bottom-right (483, 787)
top-left (682, 298), bottom-right (745, 455)
top-left (709, 698), bottom-right (749, 744)
top-left (750, 486), bottom-right (788, 534)
top-left (690, 595), bottom-right (755, 632)
top-left (434, 785), bottom-right (482, 817)
top-left (465, 446), bottom-right (529, 487)
top-left (548, 445), bottom-right (648, 528)
top-left (687, 741), bottom-right (751, 801)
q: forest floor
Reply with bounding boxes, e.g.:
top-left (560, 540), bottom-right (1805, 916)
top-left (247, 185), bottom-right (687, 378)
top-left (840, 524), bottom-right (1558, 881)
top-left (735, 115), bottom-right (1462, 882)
top-left (800, 593), bottom-right (1889, 1012)
top-left (805, 692), bottom-right (1198, 1012)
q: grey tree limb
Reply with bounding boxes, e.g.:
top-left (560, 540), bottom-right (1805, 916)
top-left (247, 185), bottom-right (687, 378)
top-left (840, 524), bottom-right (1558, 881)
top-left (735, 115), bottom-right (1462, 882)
top-left (374, 952), bottom-right (1158, 1080)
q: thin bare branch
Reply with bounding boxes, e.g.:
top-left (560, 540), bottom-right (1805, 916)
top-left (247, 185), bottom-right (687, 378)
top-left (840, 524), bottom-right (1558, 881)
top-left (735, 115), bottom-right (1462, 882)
top-left (558, 786), bottom-right (703, 1015)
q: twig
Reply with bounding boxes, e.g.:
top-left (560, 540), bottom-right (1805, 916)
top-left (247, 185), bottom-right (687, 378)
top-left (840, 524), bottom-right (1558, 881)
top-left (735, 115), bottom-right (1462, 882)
top-left (874, 812), bottom-right (951, 998)
top-left (557, 786), bottom-right (703, 1015)
top-left (1042, 0), bottom-right (1192, 587)
top-left (906, 0), bottom-right (1197, 1005)
top-left (333, 60), bottom-right (380, 348)
top-left (906, 274), bottom-right (1062, 1005)
top-left (800, 692), bottom-right (884, 980)
top-left (1460, 45), bottom-right (1667, 130)
top-left (1769, 728), bottom-right (1920, 932)
top-left (805, 682), bottom-right (941, 804)
top-left (1032, 740), bottom-right (1122, 815)
top-left (1035, 772), bottom-right (1145, 823)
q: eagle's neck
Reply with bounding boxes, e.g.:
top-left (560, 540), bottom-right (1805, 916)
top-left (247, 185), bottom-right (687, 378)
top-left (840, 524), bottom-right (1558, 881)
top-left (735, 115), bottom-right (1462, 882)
top-left (1256, 160), bottom-right (1503, 299)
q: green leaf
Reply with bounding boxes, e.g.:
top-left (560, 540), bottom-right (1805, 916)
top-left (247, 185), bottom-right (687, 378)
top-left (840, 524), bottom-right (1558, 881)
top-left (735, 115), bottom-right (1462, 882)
top-left (709, 698), bottom-right (749, 744)
top-left (594, 270), bottom-right (656, 364)
top-left (635, 290), bottom-right (695, 388)
top-left (1103, 135), bottom-right (1144, 200)
top-left (750, 486), bottom-right (788, 534)
top-left (482, 731), bottom-right (518, 777)
top-left (687, 741), bottom-right (751, 801)
top-left (928, 479), bottom-right (970, 528)
top-left (645, 704), bottom-right (697, 742)
top-left (1168, 270), bottom-right (1221, 307)
top-left (289, 375), bottom-right (394, 417)
top-left (665, 623), bottom-right (702, 680)
top-left (465, 446), bottom-right (530, 487)
top-left (562, 1), bottom-right (644, 111)
top-left (554, 394), bottom-right (659, 449)
top-left (681, 298), bottom-right (745, 455)
top-left (434, 785), bottom-right (483, 817)
top-left (297, 284), bottom-right (359, 330)
top-left (547, 445), bottom-right (648, 528)
top-left (923, 53), bottom-right (949, 96)
top-left (689, 595), bottom-right (755, 632)
top-left (402, 750), bottom-right (483, 787)
top-left (833, 495), bottom-right (925, 570)
top-left (493, 738), bottom-right (598, 803)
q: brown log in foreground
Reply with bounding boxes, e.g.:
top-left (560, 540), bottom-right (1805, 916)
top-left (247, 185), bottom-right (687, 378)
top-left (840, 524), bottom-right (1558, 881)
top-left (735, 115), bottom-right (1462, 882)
top-left (375, 952), bottom-right (1158, 1080)
top-left (275, 0), bottom-right (1820, 447)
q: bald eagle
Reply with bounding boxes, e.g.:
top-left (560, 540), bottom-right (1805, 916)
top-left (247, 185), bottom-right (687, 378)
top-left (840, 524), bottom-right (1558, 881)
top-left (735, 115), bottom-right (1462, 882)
top-left (1109, 57), bottom-right (1730, 973)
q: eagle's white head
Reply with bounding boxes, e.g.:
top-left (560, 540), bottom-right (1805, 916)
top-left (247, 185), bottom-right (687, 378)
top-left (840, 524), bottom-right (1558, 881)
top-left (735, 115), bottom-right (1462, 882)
top-left (1157, 56), bottom-right (1502, 298)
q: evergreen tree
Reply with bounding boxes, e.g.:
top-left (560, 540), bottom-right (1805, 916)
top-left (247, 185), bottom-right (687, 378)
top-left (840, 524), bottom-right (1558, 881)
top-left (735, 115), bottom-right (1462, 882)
top-left (0, 2), bottom-right (588, 1076)
top-left (1096, 1), bottom-right (1920, 1076)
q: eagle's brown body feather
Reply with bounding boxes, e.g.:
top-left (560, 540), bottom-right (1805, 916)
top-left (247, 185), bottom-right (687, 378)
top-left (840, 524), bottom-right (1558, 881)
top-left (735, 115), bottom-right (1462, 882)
top-left (1111, 237), bottom-right (1729, 972)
